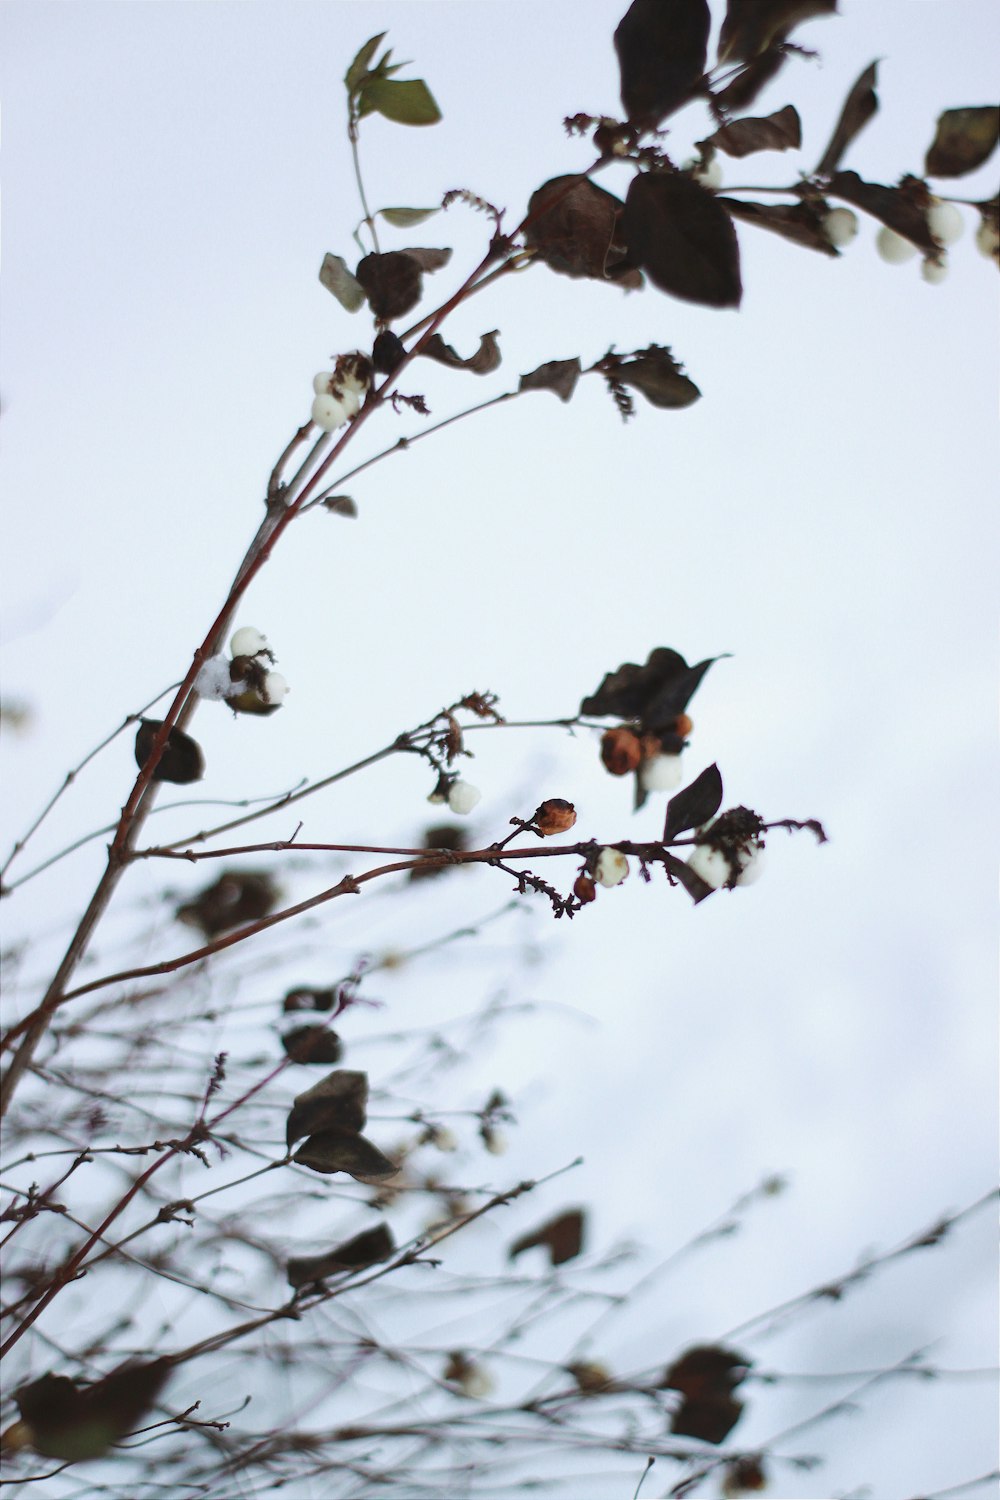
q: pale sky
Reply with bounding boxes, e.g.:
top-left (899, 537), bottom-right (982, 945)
top-left (1, 4), bottom-right (998, 1497)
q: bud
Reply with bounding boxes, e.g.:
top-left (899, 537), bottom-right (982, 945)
top-left (447, 780), bottom-right (481, 816)
top-left (876, 226), bottom-right (918, 265)
top-left (594, 847), bottom-right (629, 888)
top-left (533, 798), bottom-right (577, 836)
top-left (194, 655), bottom-right (235, 701)
top-left (262, 671), bottom-right (290, 705)
top-left (601, 727), bottom-right (642, 776)
top-left (822, 206), bottom-right (859, 248)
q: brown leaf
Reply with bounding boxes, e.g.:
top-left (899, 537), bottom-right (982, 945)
top-left (622, 172), bottom-right (742, 308)
top-left (604, 344), bottom-right (701, 409)
top-left (355, 248), bottom-right (452, 321)
top-left (518, 357), bottom-right (582, 403)
top-left (293, 1128), bottom-right (399, 1180)
top-left (663, 1344), bottom-right (751, 1399)
top-left (409, 823), bottom-right (467, 881)
top-left (925, 106), bottom-right (1000, 178)
top-left (815, 60), bottom-right (879, 177)
top-left (526, 176), bottom-right (639, 285)
top-left (420, 330), bottom-right (501, 374)
top-left (287, 1223), bottom-right (395, 1287)
top-left (15, 1361), bottom-right (170, 1462)
top-left (282, 1026), bottom-right (343, 1065)
top-left (714, 48), bottom-right (788, 113)
top-left (283, 985), bottom-right (338, 1013)
top-left (323, 495), bottom-right (358, 518)
top-left (663, 764), bottom-right (723, 841)
top-left (614, 0), bottom-right (711, 126)
top-left (704, 105), bottom-right (801, 158)
top-left (581, 648), bottom-right (719, 734)
top-left (286, 1069), bottom-right (369, 1148)
top-left (828, 171), bottom-right (937, 254)
top-left (176, 870), bottom-right (278, 938)
top-left (509, 1208), bottom-right (585, 1266)
top-left (718, 0), bottom-right (837, 63)
top-left (672, 1393), bottom-right (744, 1443)
top-left (134, 720), bottom-right (204, 785)
top-left (720, 196), bottom-right (838, 256)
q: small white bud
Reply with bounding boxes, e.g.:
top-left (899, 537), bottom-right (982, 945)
top-left (230, 626), bottom-right (268, 658)
top-left (312, 371), bottom-right (333, 395)
top-left (639, 754), bottom-right (684, 793)
top-left (687, 842), bottom-right (733, 890)
top-left (921, 255), bottom-right (949, 285)
top-left (594, 847), bottom-right (629, 888)
top-left (926, 199), bottom-right (964, 246)
top-left (194, 655), bottom-right (235, 702)
top-left (311, 393), bottom-right (351, 432)
top-left (262, 671), bottom-right (289, 705)
top-left (823, 207), bottom-right (859, 248)
top-left (447, 780), bottom-right (481, 816)
top-left (876, 226), bottom-right (918, 265)
top-left (974, 219), bottom-right (1000, 259)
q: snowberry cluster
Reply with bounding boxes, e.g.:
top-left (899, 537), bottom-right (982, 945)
top-left (310, 351), bottom-right (372, 432)
top-left (687, 809), bottom-right (765, 891)
top-left (194, 626), bottom-right (289, 715)
top-left (876, 197), bottom-right (964, 283)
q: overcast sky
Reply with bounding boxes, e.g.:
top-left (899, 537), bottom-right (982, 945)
top-left (2, 4), bottom-right (998, 1497)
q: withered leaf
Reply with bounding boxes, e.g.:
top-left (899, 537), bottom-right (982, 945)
top-left (518, 357), bottom-right (582, 403)
top-left (714, 47), bottom-right (787, 113)
top-left (283, 985), bottom-right (338, 1013)
top-left (286, 1069), bottom-right (369, 1148)
top-left (661, 849), bottom-right (716, 904)
top-left (319, 252), bottom-right (366, 313)
top-left (614, 0), bottom-right (711, 126)
top-left (526, 176), bottom-right (638, 285)
top-left (704, 104), bottom-right (802, 158)
top-left (355, 248), bottom-right (451, 321)
top-left (420, 330), bottom-right (501, 374)
top-left (372, 329), bottom-right (406, 374)
top-left (719, 197), bottom-right (838, 256)
top-left (323, 495), bottom-right (358, 518)
top-left (176, 870), bottom-right (278, 938)
top-left (828, 170), bottom-right (937, 254)
top-left (15, 1361), bottom-right (170, 1462)
top-left (622, 172), bottom-right (742, 308)
top-left (508, 1208), bottom-right (585, 1267)
top-left (287, 1223), bottom-right (395, 1287)
top-left (718, 0), bottom-right (837, 63)
top-left (672, 1393), bottom-right (744, 1443)
top-left (294, 1128), bottom-right (398, 1180)
top-left (607, 345), bottom-right (701, 409)
top-left (815, 60), bottom-right (879, 177)
top-left (663, 764), bottom-right (723, 841)
top-left (925, 106), bottom-right (1000, 178)
top-left (410, 823), bottom-right (467, 882)
top-left (581, 648), bottom-right (718, 734)
top-left (134, 720), bottom-right (204, 785)
top-left (282, 1026), bottom-right (343, 1065)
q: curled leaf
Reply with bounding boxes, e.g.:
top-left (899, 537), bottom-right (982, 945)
top-left (581, 648), bottom-right (720, 734)
top-left (355, 248), bottom-right (451, 321)
top-left (720, 197), bottom-right (838, 256)
top-left (420, 330), bottom-right (501, 374)
top-left (601, 344), bottom-right (700, 410)
top-left (319, 252), bottom-right (366, 313)
top-left (815, 60), bottom-right (879, 177)
top-left (509, 1208), bottom-right (585, 1266)
top-left (286, 1068), bottom-right (369, 1148)
top-left (287, 1224), bottom-right (395, 1287)
top-left (518, 357), bottom-right (582, 403)
top-left (925, 106), bottom-right (1000, 178)
top-left (704, 104), bottom-right (801, 158)
top-left (662, 1343), bottom-right (751, 1444)
top-left (828, 171), bottom-right (937, 254)
top-left (622, 172), bottom-right (742, 308)
top-left (294, 1128), bottom-right (399, 1180)
top-left (615, 0), bottom-right (711, 126)
top-left (526, 176), bottom-right (640, 286)
top-left (134, 720), bottom-right (204, 785)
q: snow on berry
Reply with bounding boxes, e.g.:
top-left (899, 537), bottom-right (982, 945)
top-left (262, 671), bottom-right (290, 705)
top-left (686, 843), bottom-right (733, 890)
top-left (230, 626), bottom-right (268, 658)
top-left (194, 655), bottom-right (236, 701)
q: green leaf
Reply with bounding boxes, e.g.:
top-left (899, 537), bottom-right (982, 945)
top-left (360, 76), bottom-right (442, 127)
top-left (345, 33), bottom-right (386, 95)
top-left (318, 252), bottom-right (366, 312)
top-left (378, 206), bottom-right (441, 227)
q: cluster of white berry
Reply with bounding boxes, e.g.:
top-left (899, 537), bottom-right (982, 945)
top-left (194, 626), bottom-right (289, 714)
top-left (310, 354), bottom-right (372, 432)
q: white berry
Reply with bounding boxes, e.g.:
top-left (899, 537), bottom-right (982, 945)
top-left (876, 226), bottom-right (918, 265)
top-left (447, 780), bottom-right (481, 816)
top-left (921, 256), bottom-right (949, 285)
top-left (927, 199), bottom-right (964, 246)
top-left (734, 841), bottom-right (765, 885)
top-left (687, 843), bottom-right (733, 890)
top-left (311, 393), bottom-right (351, 432)
top-left (639, 754), bottom-right (684, 792)
top-left (262, 671), bottom-right (289, 705)
top-left (823, 207), bottom-right (859, 248)
top-left (312, 371), bottom-right (333, 395)
top-left (974, 220), bottom-right (999, 259)
top-left (230, 626), bottom-right (267, 658)
top-left (594, 847), bottom-right (629, 887)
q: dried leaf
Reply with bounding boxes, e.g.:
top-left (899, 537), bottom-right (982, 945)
top-left (509, 1208), bottom-right (585, 1266)
top-left (282, 1026), bottom-right (343, 1065)
top-left (672, 1393), bottom-right (744, 1443)
top-left (287, 1224), bottom-right (395, 1287)
top-left (286, 1069), bottom-right (369, 1148)
top-left (718, 0), bottom-right (837, 63)
top-left (378, 205), bottom-right (441, 227)
top-left (283, 985), bottom-right (338, 1013)
top-left (815, 60), bottom-right (879, 177)
top-left (828, 170), bottom-right (937, 254)
top-left (409, 823), bottom-right (467, 881)
top-left (372, 329), bottom-right (406, 374)
top-left (319, 252), bottom-right (366, 313)
top-left (176, 870), bottom-right (278, 938)
top-left (526, 176), bottom-right (639, 285)
top-left (720, 197), bottom-right (838, 255)
top-left (354, 248), bottom-right (451, 321)
top-left (294, 1128), bottom-right (399, 1180)
top-left (622, 172), bottom-right (742, 308)
top-left (663, 764), bottom-right (724, 841)
top-left (134, 720), bottom-right (204, 785)
top-left (607, 345), bottom-right (701, 409)
top-left (581, 648), bottom-right (719, 734)
top-left (420, 330), bottom-right (501, 374)
top-left (15, 1361), bottom-right (170, 1462)
top-left (614, 0), bottom-right (711, 125)
top-left (358, 76), bottom-right (441, 127)
top-left (323, 495), bottom-right (358, 517)
top-left (714, 47), bottom-right (788, 113)
top-left (401, 247), bottom-right (452, 274)
top-left (663, 850), bottom-right (716, 903)
top-left (518, 357), bottom-right (582, 402)
top-left (925, 106), bottom-right (1000, 178)
top-left (704, 105), bottom-right (802, 158)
